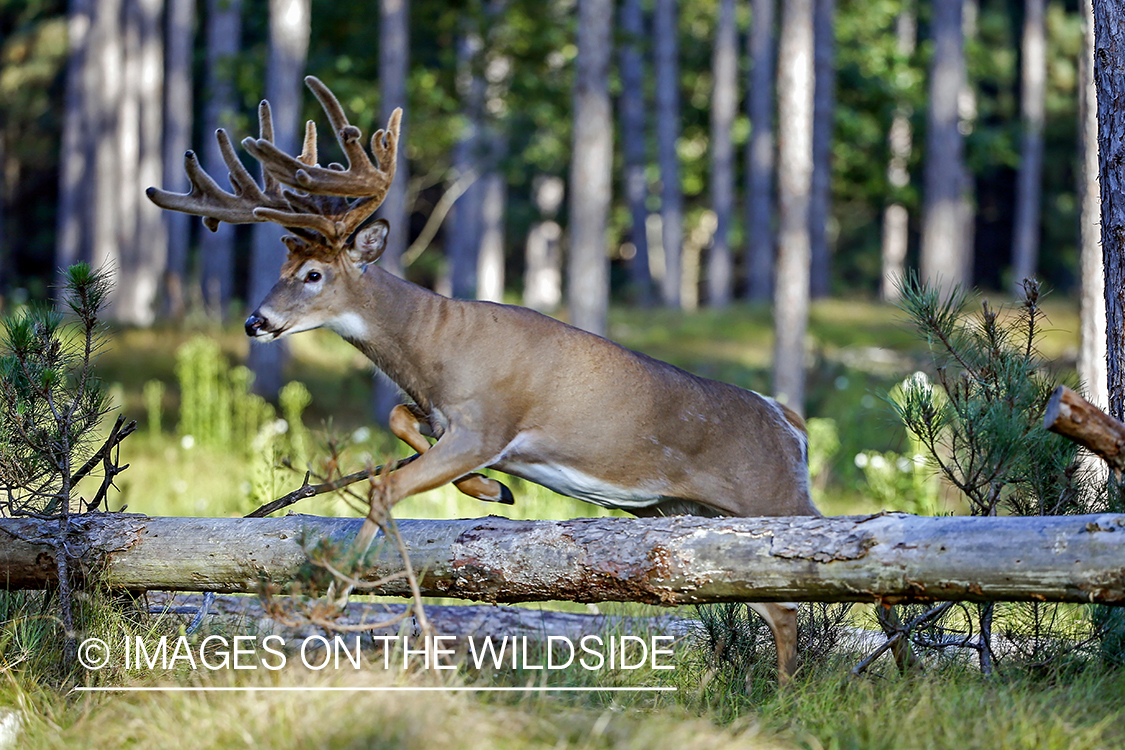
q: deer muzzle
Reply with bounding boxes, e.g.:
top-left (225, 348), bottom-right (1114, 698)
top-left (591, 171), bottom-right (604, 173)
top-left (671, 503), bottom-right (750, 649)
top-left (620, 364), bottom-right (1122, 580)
top-left (245, 312), bottom-right (272, 338)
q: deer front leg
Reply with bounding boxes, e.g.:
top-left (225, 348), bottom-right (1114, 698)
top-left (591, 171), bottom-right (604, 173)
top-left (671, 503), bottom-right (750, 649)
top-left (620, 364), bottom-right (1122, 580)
top-left (334, 426), bottom-right (508, 607)
top-left (748, 602), bottom-right (799, 686)
top-left (388, 404), bottom-right (513, 505)
top-left (351, 425), bottom-right (508, 556)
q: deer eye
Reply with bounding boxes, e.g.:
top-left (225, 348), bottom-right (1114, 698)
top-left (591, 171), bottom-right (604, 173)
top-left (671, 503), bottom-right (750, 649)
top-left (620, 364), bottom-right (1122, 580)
top-left (304, 270), bottom-right (322, 283)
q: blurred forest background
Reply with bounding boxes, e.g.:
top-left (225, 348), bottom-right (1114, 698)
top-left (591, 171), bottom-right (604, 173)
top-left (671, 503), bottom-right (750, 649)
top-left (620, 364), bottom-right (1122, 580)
top-left (0, 0), bottom-right (1108, 418)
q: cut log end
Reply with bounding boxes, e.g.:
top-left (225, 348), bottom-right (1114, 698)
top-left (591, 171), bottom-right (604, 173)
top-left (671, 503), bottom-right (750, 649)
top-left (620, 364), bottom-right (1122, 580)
top-left (1043, 385), bottom-right (1125, 474)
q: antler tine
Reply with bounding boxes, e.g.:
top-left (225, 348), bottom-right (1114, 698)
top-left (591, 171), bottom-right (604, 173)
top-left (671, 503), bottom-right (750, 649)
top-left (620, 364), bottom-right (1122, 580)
top-left (146, 129), bottom-right (292, 232)
top-left (256, 100), bottom-right (281, 199)
top-left (150, 77), bottom-right (401, 247)
top-left (246, 78), bottom-right (400, 199)
top-left (299, 119), bottom-right (318, 166)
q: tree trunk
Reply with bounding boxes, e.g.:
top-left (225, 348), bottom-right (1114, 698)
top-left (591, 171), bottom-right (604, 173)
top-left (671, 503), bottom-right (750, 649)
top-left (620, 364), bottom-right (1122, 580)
top-left (116, 0), bottom-right (142, 319)
top-left (247, 0), bottom-right (310, 399)
top-left (958, 0), bottom-right (978, 287)
top-left (200, 0), bottom-right (243, 316)
top-left (706, 0), bottom-right (737, 308)
top-left (1081, 0), bottom-right (1109, 410)
top-left (808, 0), bottom-right (836, 299)
top-left (117, 0), bottom-right (166, 326)
top-left (654, 0), bottom-right (683, 309)
top-left (477, 170), bottom-right (507, 303)
top-left (5, 513), bottom-right (1125, 606)
top-left (162, 0), bottom-right (195, 320)
top-left (745, 0), bottom-right (775, 302)
top-left (1011, 0), bottom-right (1047, 291)
top-left (523, 176), bottom-right (564, 312)
top-left (149, 592), bottom-right (692, 642)
top-left (90, 0), bottom-right (124, 302)
top-left (476, 5), bottom-right (511, 305)
top-left (568, 0), bottom-right (614, 336)
top-left (619, 0), bottom-right (654, 305)
top-left (1094, 0), bottom-right (1125, 422)
top-left (920, 0), bottom-right (966, 297)
top-left (448, 20), bottom-right (485, 300)
top-left (773, 0), bottom-right (815, 415)
top-left (56, 0), bottom-right (95, 274)
top-left (880, 3), bottom-right (915, 302)
top-left (372, 0), bottom-right (412, 428)
top-left (377, 0), bottom-right (410, 280)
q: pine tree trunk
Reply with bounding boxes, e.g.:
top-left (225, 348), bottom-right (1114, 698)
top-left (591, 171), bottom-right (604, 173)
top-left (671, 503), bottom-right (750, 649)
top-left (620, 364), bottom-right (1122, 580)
top-left (1081, 0), bottom-right (1108, 409)
top-left (1011, 0), bottom-right (1046, 291)
top-left (248, 0), bottom-right (310, 398)
top-left (1094, 0), bottom-right (1125, 422)
top-left (477, 170), bottom-right (507, 303)
top-left (959, 0), bottom-right (978, 286)
top-left (116, 0), bottom-right (142, 320)
top-left (808, 0), bottom-right (836, 299)
top-left (920, 0), bottom-right (967, 297)
top-left (654, 0), bottom-right (683, 308)
top-left (116, 0), bottom-right (166, 326)
top-left (568, 0), bottom-right (614, 336)
top-left (880, 3), bottom-right (915, 302)
top-left (377, 0), bottom-right (410, 279)
top-left (372, 0), bottom-right (412, 427)
top-left (707, 0), bottom-right (737, 308)
top-left (523, 176), bottom-right (564, 312)
top-left (773, 0), bottom-right (815, 414)
top-left (56, 0), bottom-right (95, 274)
top-left (201, 0), bottom-right (242, 315)
top-left (90, 0), bottom-right (124, 301)
top-left (619, 0), bottom-right (653, 305)
top-left (475, 3), bottom-right (510, 304)
top-left (745, 0), bottom-right (775, 302)
top-left (162, 0), bottom-right (195, 319)
top-left (448, 21), bottom-right (484, 300)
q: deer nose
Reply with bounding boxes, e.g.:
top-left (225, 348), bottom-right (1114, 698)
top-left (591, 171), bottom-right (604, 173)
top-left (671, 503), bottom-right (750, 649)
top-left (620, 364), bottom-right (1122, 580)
top-left (245, 313), bottom-right (267, 337)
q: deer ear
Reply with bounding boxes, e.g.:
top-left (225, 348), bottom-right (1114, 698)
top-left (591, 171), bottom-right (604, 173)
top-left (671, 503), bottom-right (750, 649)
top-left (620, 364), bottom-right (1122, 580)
top-left (349, 219), bottom-right (389, 266)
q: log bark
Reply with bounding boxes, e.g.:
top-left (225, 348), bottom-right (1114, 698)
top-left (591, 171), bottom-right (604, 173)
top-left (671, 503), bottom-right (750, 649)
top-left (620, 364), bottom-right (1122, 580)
top-left (4, 513), bottom-right (1125, 606)
top-left (1044, 385), bottom-right (1125, 474)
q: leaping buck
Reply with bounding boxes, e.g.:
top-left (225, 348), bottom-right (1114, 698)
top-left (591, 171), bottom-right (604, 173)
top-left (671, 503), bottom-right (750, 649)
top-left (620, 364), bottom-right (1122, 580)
top-left (147, 76), bottom-right (819, 682)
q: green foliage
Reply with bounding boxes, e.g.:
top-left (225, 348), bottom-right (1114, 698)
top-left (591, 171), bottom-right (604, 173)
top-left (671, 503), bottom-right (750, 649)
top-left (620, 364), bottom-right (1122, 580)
top-left (805, 417), bottom-right (840, 494)
top-left (279, 380), bottom-right (312, 462)
top-left (0, 264), bottom-right (113, 516)
top-left (171, 336), bottom-right (315, 509)
top-left (174, 336), bottom-right (275, 454)
top-left (894, 275), bottom-right (1092, 517)
top-left (889, 275), bottom-right (1119, 671)
top-left (142, 379), bottom-right (165, 437)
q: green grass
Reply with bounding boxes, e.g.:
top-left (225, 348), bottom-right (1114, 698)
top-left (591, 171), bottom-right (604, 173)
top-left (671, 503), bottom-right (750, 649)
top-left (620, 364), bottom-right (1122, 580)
top-left (4, 648), bottom-right (1123, 749)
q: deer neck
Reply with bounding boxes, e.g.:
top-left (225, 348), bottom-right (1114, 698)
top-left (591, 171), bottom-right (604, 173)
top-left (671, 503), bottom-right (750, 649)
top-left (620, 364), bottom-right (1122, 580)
top-left (330, 266), bottom-right (449, 410)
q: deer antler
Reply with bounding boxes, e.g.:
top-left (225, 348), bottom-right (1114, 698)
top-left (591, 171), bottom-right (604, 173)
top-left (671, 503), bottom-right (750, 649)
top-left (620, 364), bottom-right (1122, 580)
top-left (147, 76), bottom-right (401, 248)
top-left (242, 76), bottom-right (401, 244)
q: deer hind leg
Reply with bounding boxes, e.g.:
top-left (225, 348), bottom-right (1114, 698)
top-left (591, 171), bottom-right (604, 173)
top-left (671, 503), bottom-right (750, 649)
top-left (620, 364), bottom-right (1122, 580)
top-left (388, 404), bottom-right (513, 504)
top-left (748, 602), bottom-right (799, 685)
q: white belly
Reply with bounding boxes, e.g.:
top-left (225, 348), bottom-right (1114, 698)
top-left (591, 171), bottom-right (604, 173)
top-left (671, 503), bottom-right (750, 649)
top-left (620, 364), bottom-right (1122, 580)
top-left (497, 460), bottom-right (665, 510)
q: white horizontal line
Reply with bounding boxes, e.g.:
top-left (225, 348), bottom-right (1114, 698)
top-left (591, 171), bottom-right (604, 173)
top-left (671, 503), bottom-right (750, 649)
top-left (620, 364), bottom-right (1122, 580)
top-left (74, 686), bottom-right (677, 693)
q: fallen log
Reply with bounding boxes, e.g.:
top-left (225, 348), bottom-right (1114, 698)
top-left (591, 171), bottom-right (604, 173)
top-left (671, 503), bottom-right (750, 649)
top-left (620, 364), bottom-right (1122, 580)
top-left (4, 512), bottom-right (1125, 605)
top-left (145, 592), bottom-right (697, 641)
top-left (1043, 385), bottom-right (1125, 475)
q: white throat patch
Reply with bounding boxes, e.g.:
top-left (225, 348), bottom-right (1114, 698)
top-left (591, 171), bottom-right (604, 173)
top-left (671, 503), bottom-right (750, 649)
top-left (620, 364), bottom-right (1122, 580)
top-left (327, 312), bottom-right (369, 340)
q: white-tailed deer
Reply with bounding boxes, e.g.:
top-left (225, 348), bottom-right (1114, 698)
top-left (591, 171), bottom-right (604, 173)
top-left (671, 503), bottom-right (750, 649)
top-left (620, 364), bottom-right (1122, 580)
top-left (147, 76), bottom-right (818, 682)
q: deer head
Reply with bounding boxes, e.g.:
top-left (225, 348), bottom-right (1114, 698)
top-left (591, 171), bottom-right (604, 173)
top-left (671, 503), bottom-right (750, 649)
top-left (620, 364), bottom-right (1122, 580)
top-left (146, 76), bottom-right (402, 340)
